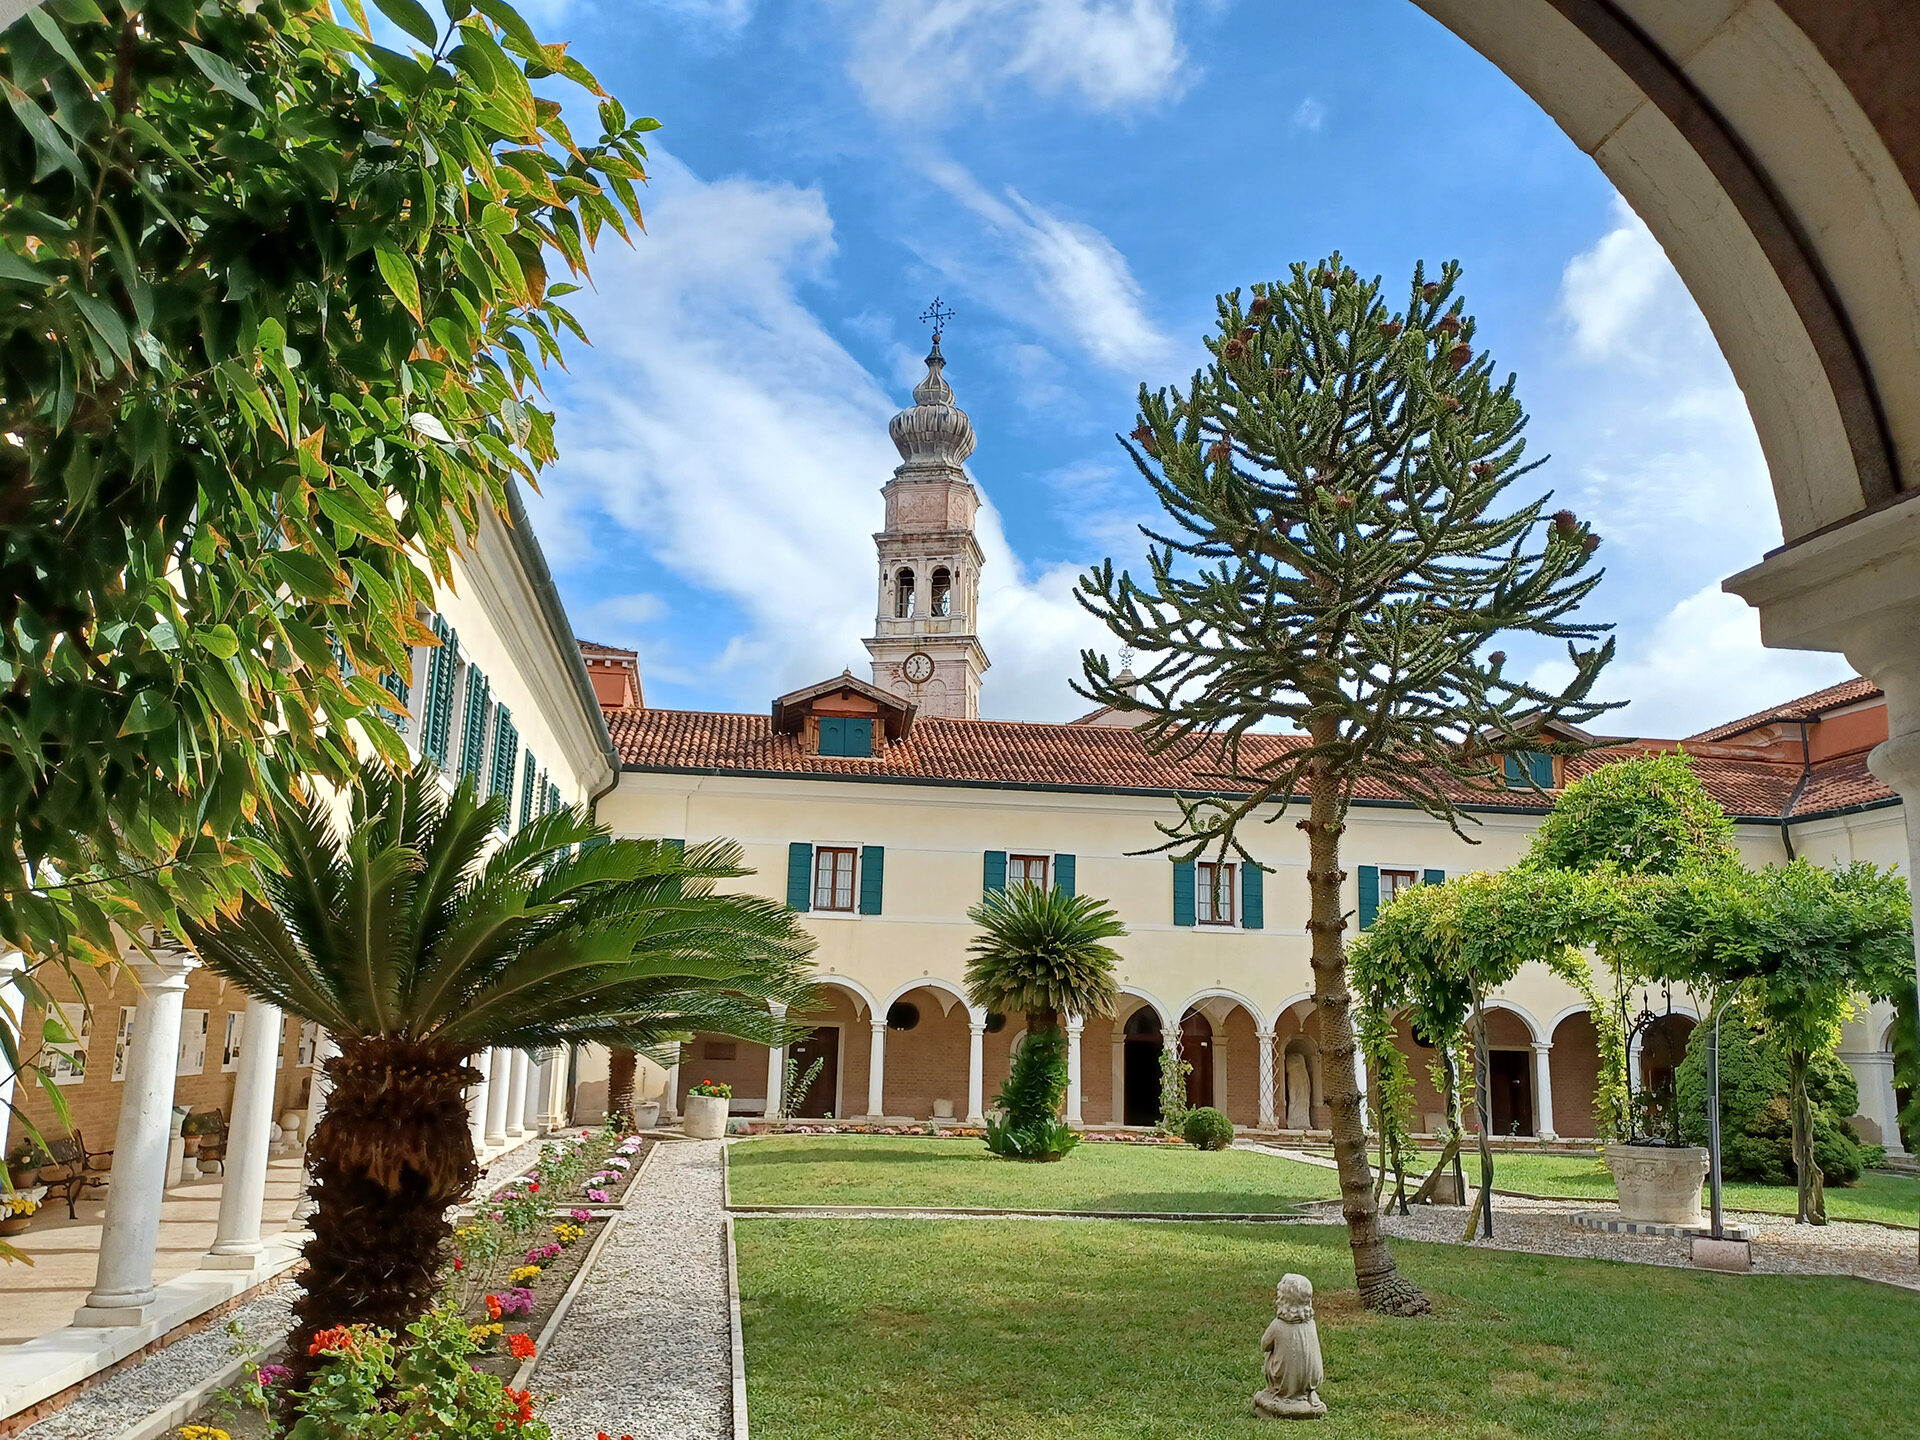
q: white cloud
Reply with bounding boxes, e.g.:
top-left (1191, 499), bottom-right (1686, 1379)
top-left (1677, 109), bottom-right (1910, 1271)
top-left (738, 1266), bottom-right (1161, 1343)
top-left (847, 0), bottom-right (1191, 120)
top-left (1560, 195), bottom-right (1690, 366)
top-left (529, 152), bottom-right (1112, 718)
top-left (924, 159), bottom-right (1174, 373)
top-left (1529, 585), bottom-right (1853, 740)
top-left (1291, 96), bottom-right (1326, 132)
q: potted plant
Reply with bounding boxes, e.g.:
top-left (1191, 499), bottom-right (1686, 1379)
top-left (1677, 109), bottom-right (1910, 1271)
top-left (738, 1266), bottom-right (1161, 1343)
top-left (6, 1137), bottom-right (51, 1190)
top-left (683, 1080), bottom-right (731, 1140)
top-left (180, 1109), bottom-right (216, 1158)
top-left (0, 1192), bottom-right (39, 1236)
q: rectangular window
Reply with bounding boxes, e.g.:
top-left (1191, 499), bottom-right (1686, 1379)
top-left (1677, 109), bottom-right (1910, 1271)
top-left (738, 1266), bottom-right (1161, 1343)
top-left (1196, 861), bottom-right (1236, 926)
top-left (812, 846), bottom-right (858, 911)
top-left (1007, 854), bottom-right (1050, 891)
top-left (818, 716), bottom-right (874, 757)
top-left (1503, 752), bottom-right (1555, 789)
top-left (1380, 868), bottom-right (1419, 904)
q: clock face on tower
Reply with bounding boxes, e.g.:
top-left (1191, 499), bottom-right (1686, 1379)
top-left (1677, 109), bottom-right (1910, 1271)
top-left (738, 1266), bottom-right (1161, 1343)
top-left (902, 651), bottom-right (935, 685)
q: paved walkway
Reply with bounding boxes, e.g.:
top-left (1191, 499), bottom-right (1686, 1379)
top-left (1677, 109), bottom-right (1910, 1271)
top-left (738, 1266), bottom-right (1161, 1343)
top-left (537, 1140), bottom-right (732, 1440)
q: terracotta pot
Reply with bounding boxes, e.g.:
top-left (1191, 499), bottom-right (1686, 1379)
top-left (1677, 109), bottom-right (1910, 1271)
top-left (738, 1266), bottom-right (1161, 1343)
top-left (7, 1163), bottom-right (39, 1190)
top-left (181, 1136), bottom-right (202, 1156)
top-left (683, 1092), bottom-right (729, 1140)
top-left (1604, 1143), bottom-right (1708, 1226)
top-left (0, 1214), bottom-right (32, 1236)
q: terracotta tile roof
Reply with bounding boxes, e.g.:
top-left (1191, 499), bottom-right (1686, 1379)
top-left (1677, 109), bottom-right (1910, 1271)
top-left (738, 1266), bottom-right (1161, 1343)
top-left (1685, 676), bottom-right (1883, 742)
top-left (578, 638), bottom-right (638, 657)
top-left (608, 709), bottom-right (1898, 821)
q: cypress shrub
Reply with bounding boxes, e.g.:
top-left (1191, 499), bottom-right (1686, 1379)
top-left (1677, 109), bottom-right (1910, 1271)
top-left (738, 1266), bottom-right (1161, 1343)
top-left (1674, 1015), bottom-right (1865, 1185)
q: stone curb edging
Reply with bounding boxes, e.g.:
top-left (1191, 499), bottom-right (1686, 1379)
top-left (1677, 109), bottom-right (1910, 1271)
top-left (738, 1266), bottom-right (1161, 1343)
top-left (725, 1213), bottom-right (748, 1440)
top-left (726, 1204), bottom-right (1311, 1222)
top-left (106, 1348), bottom-right (262, 1440)
top-left (513, 1209), bottom-right (625, 1393)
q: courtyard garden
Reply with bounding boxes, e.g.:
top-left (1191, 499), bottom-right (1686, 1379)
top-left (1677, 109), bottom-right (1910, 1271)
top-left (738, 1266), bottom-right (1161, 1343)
top-left (727, 1135), bottom-right (1342, 1212)
top-left (735, 1217), bottom-right (1918, 1440)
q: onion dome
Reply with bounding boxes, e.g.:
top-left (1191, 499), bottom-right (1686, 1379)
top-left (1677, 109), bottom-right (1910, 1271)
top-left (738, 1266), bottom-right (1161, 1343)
top-left (889, 334), bottom-right (976, 466)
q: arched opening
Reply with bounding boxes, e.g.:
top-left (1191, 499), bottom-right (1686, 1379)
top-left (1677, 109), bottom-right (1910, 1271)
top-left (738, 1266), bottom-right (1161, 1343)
top-left (879, 985), bottom-right (970, 1121)
top-left (782, 981), bottom-right (873, 1120)
top-left (893, 567), bottom-right (915, 619)
top-left (1549, 1010), bottom-right (1602, 1141)
top-left (1179, 1010), bottom-right (1215, 1109)
top-left (1476, 1008), bottom-right (1539, 1138)
top-left (929, 566), bottom-right (952, 617)
top-left (1121, 1005), bottom-right (1165, 1126)
top-left (1273, 1001), bottom-right (1331, 1132)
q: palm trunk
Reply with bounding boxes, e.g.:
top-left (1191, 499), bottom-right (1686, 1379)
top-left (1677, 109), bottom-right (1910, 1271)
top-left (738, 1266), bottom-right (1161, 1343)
top-left (1304, 732), bottom-right (1429, 1315)
top-left (1788, 1048), bottom-right (1826, 1225)
top-left (607, 1046), bottom-right (638, 1130)
top-left (287, 1040), bottom-right (481, 1391)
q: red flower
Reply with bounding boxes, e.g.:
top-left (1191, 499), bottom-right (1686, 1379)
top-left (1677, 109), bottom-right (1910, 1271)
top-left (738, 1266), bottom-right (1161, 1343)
top-left (503, 1386), bottom-right (535, 1425)
top-left (485, 1295), bottom-right (504, 1321)
top-left (528, 1181), bottom-right (540, 1193)
top-left (453, 1258), bottom-right (465, 1272)
top-left (307, 1325), bottom-right (356, 1357)
top-left (508, 1333), bottom-right (537, 1360)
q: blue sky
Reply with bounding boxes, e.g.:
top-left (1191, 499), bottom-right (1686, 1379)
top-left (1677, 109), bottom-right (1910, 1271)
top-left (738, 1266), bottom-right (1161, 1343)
top-left (512, 0), bottom-right (1854, 735)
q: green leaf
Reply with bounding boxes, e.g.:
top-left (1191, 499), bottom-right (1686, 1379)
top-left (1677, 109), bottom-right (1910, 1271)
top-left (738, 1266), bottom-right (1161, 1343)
top-left (201, 625), bottom-right (240, 661)
top-left (469, 0), bottom-right (542, 52)
top-left (119, 688), bottom-right (176, 736)
top-left (0, 248), bottom-right (46, 285)
top-left (5, 85), bottom-right (83, 181)
top-left (180, 44), bottom-right (265, 114)
top-left (373, 243), bottom-right (423, 322)
top-left (372, 0), bottom-right (442, 46)
top-left (69, 290), bottom-right (132, 368)
top-left (271, 551), bottom-right (342, 602)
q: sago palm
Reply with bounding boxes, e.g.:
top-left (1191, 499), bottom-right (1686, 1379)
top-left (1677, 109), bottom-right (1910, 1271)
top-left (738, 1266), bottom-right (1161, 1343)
top-left (965, 884), bottom-right (1125, 1034)
top-left (185, 758), bottom-right (813, 1376)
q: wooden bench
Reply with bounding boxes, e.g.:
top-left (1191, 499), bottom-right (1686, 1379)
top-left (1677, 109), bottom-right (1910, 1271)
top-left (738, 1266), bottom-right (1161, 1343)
top-left (42, 1129), bottom-right (112, 1219)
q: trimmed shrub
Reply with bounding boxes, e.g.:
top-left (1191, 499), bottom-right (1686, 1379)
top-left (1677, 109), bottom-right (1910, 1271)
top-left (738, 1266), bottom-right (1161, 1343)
top-left (1675, 1016), bottom-right (1866, 1185)
top-left (1182, 1107), bottom-right (1234, 1151)
top-left (984, 1028), bottom-right (1077, 1161)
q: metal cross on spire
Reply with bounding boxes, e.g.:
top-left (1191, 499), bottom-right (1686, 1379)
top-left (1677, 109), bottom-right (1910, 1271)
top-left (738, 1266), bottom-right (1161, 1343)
top-left (919, 296), bottom-right (954, 342)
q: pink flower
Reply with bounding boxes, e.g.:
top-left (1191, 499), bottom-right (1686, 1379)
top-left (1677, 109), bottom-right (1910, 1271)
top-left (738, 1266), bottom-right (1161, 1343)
top-left (586, 1188), bottom-right (609, 1203)
top-left (570, 1208), bottom-right (591, 1224)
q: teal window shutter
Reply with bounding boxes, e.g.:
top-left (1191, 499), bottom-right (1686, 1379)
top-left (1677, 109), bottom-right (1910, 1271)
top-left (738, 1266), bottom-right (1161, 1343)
top-left (490, 706), bottom-right (518, 809)
top-left (1172, 860), bottom-right (1195, 927)
top-left (422, 618), bottom-right (458, 765)
top-left (1506, 752), bottom-right (1555, 788)
top-left (1242, 863), bottom-right (1264, 930)
top-left (1503, 753), bottom-right (1526, 787)
top-left (818, 717), bottom-right (845, 756)
top-left (519, 750), bottom-right (537, 828)
top-left (787, 843), bottom-right (814, 912)
top-left (458, 669), bottom-right (491, 783)
top-left (1530, 752), bottom-right (1555, 788)
top-left (1053, 853), bottom-right (1076, 897)
top-left (1358, 865), bottom-right (1380, 930)
top-left (545, 779), bottom-right (560, 816)
top-left (859, 845), bottom-right (885, 915)
top-left (665, 837), bottom-right (686, 856)
top-left (1423, 868), bottom-right (1446, 888)
top-left (847, 718), bottom-right (873, 757)
top-left (983, 850), bottom-right (1007, 894)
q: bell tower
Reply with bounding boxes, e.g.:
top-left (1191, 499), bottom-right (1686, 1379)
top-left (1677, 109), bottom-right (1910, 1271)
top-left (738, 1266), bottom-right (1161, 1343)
top-left (865, 302), bottom-right (989, 720)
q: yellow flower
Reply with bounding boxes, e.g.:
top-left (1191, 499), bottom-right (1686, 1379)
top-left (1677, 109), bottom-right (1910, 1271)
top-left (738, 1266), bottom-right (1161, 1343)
top-left (467, 1322), bottom-right (504, 1345)
top-left (508, 1264), bottom-right (542, 1285)
top-left (181, 1427), bottom-right (232, 1440)
top-left (551, 1222), bottom-right (584, 1245)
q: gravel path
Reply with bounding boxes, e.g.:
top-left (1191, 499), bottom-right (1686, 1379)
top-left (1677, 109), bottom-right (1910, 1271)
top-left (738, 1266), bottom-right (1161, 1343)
top-left (536, 1140), bottom-right (732, 1440)
top-left (11, 1286), bottom-right (296, 1440)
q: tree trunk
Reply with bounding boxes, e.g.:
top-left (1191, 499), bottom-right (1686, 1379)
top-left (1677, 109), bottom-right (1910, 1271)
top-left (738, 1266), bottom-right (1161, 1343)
top-left (1466, 980), bottom-right (1496, 1241)
top-left (1409, 1131), bottom-right (1462, 1206)
top-left (288, 1039), bottom-right (481, 1391)
top-left (1788, 1048), bottom-right (1827, 1225)
top-left (1305, 734), bottom-right (1429, 1315)
top-left (606, 1046), bottom-right (638, 1130)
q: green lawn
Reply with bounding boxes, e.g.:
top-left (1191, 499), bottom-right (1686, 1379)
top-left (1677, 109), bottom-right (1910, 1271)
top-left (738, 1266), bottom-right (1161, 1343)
top-left (1395, 1150), bottom-right (1920, 1230)
top-left (737, 1218), bottom-right (1920, 1440)
top-left (728, 1136), bottom-right (1342, 1212)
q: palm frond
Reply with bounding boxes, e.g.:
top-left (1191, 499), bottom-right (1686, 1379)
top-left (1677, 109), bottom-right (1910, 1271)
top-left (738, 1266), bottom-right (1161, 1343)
top-left (965, 885), bottom-right (1127, 1022)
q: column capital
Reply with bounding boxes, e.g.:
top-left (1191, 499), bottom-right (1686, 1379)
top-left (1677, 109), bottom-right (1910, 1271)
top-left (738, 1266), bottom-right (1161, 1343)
top-left (870, 1019), bottom-right (888, 1036)
top-left (968, 1020), bottom-right (986, 1035)
top-left (129, 948), bottom-right (198, 988)
top-left (1531, 1040), bottom-right (1553, 1053)
top-left (1065, 1015), bottom-right (1084, 1035)
top-left (1255, 1026), bottom-right (1275, 1041)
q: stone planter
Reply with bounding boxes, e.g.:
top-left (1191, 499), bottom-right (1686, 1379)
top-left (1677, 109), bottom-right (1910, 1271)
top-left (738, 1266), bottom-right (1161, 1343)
top-left (635, 1100), bottom-right (661, 1131)
top-left (1604, 1143), bottom-right (1708, 1226)
top-left (683, 1092), bottom-right (729, 1140)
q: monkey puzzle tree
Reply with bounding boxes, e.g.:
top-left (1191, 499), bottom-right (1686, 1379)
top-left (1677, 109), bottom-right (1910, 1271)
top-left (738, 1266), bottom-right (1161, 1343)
top-left (1076, 256), bottom-right (1616, 1315)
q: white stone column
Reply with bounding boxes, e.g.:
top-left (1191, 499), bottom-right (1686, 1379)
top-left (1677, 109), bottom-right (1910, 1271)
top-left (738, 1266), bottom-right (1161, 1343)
top-left (1256, 1028), bottom-right (1277, 1129)
top-left (1353, 1043), bottom-right (1370, 1135)
top-left (505, 1051), bottom-right (530, 1139)
top-left (202, 997), bottom-right (284, 1272)
top-left (1065, 1017), bottom-right (1084, 1127)
top-left (523, 1054), bottom-right (545, 1132)
top-left (1110, 1034), bottom-right (1125, 1125)
top-left (304, 1029), bottom-right (339, 1140)
top-left (0, 952), bottom-right (24, 1158)
top-left (484, 1048), bottom-right (513, 1146)
top-left (76, 950), bottom-right (197, 1325)
top-left (661, 1053), bottom-right (681, 1122)
top-left (467, 1048), bottom-right (492, 1150)
top-left (1842, 1049), bottom-right (1905, 1156)
top-left (865, 1021), bottom-right (887, 1121)
top-left (765, 1002), bottom-right (788, 1119)
top-left (1531, 1041), bottom-right (1557, 1141)
top-left (966, 1016), bottom-right (986, 1125)
top-left (1213, 1030), bottom-right (1229, 1119)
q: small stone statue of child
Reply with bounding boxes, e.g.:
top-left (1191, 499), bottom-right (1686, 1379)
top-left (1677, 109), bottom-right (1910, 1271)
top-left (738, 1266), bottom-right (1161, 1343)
top-left (1253, 1273), bottom-right (1326, 1419)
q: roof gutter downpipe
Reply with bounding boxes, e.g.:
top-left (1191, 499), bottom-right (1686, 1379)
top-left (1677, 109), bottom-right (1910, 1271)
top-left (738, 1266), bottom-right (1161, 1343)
top-left (1780, 719), bottom-right (1814, 861)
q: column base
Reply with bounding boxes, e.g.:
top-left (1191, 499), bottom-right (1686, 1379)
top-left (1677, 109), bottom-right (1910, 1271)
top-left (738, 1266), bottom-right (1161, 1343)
top-left (965, 1114), bottom-right (986, 1126)
top-left (73, 1298), bottom-right (161, 1328)
top-left (505, 1126), bottom-right (526, 1140)
top-left (200, 1248), bottom-right (267, 1272)
top-left (484, 1132), bottom-right (509, 1146)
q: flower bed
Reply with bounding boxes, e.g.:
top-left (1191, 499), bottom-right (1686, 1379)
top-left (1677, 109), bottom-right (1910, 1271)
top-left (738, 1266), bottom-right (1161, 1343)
top-left (496, 1130), bottom-right (651, 1208)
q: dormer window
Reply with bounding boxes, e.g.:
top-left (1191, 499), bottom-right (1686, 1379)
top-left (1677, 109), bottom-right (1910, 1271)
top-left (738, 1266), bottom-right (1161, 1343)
top-left (895, 568), bottom-right (916, 618)
top-left (930, 566), bottom-right (952, 617)
top-left (1504, 752), bottom-right (1556, 789)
